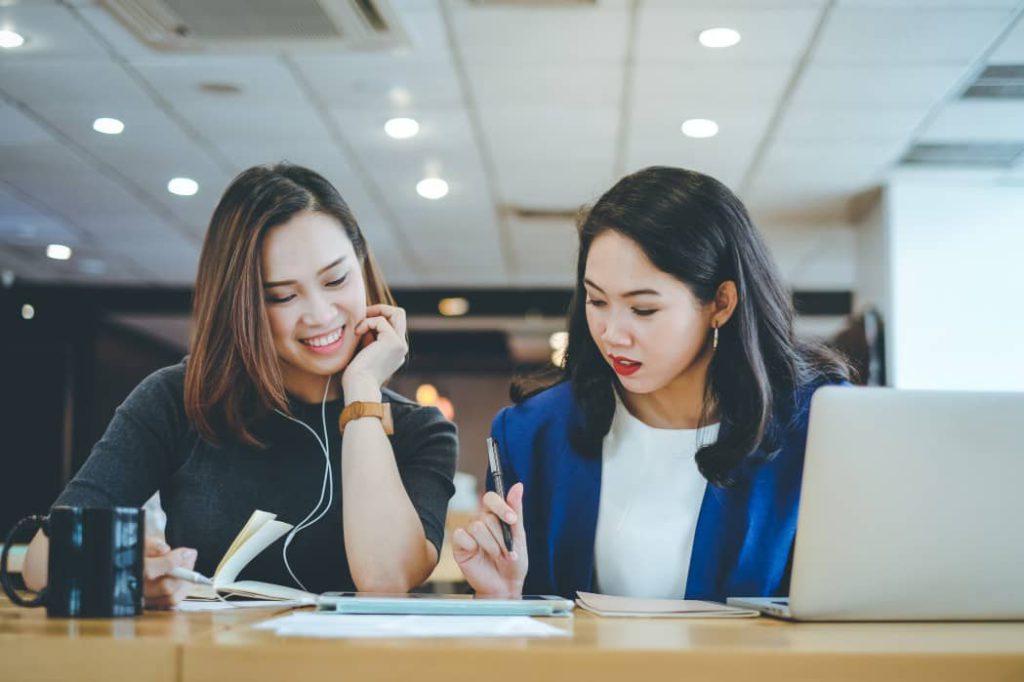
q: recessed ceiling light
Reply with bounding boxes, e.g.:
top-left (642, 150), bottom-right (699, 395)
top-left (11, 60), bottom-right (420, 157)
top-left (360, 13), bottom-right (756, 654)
top-left (168, 177), bottom-right (199, 196)
top-left (21, 303), bottom-right (35, 320)
top-left (417, 177), bottom-right (449, 200)
top-left (0, 29), bottom-right (25, 49)
top-left (385, 117), bottom-right (420, 140)
top-left (438, 297), bottom-right (469, 317)
top-left (698, 28), bottom-right (741, 49)
top-left (681, 119), bottom-right (719, 139)
top-left (92, 117), bottom-right (125, 135)
top-left (46, 244), bottom-right (72, 261)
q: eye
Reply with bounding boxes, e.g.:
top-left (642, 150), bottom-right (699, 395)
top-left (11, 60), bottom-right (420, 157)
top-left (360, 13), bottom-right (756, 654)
top-left (632, 308), bottom-right (657, 317)
top-left (586, 298), bottom-right (607, 308)
top-left (266, 294), bottom-right (296, 304)
top-left (325, 274), bottom-right (348, 288)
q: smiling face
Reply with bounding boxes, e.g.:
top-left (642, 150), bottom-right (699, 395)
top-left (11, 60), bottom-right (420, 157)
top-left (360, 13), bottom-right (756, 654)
top-left (583, 230), bottom-right (715, 396)
top-left (261, 210), bottom-right (367, 399)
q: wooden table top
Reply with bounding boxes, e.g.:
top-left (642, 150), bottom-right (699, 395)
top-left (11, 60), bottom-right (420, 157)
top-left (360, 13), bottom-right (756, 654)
top-left (3, 596), bottom-right (1024, 682)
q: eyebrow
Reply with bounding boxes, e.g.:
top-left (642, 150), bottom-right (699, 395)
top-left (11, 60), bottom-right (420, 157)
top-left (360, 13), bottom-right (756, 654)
top-left (583, 278), bottom-right (661, 298)
top-left (263, 256), bottom-right (347, 288)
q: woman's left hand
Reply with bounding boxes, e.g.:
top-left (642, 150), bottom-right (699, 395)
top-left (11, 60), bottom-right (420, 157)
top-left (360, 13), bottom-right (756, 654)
top-left (341, 304), bottom-right (408, 398)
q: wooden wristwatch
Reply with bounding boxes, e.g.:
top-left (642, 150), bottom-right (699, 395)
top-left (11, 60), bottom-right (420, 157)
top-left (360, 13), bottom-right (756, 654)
top-left (338, 401), bottom-right (394, 435)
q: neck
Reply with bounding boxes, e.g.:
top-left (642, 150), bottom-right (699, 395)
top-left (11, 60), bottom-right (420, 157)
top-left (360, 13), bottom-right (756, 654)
top-left (619, 349), bottom-right (714, 429)
top-left (282, 367), bottom-right (342, 404)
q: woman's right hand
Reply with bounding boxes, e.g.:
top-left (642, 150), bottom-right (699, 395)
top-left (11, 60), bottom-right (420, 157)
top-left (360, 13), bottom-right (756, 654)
top-left (142, 536), bottom-right (198, 610)
top-left (452, 482), bottom-right (528, 597)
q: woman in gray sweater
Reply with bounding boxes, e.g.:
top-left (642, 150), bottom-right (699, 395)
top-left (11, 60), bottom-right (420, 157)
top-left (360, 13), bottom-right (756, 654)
top-left (23, 164), bottom-right (457, 607)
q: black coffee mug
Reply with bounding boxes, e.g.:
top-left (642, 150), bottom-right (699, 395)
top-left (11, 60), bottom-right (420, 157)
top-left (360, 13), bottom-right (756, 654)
top-left (0, 506), bottom-right (145, 617)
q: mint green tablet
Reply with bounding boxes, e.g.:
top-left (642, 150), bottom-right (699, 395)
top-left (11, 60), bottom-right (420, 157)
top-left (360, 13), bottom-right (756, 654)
top-left (316, 593), bottom-right (574, 617)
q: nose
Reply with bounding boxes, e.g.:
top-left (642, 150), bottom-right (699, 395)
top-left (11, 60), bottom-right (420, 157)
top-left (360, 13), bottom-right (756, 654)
top-left (301, 290), bottom-right (337, 328)
top-left (600, 311), bottom-right (632, 349)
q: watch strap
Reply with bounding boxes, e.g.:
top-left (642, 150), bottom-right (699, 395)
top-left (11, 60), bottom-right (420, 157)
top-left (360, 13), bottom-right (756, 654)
top-left (339, 401), bottom-right (394, 435)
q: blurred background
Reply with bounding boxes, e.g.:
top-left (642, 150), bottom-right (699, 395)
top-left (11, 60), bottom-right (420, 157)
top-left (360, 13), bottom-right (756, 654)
top-left (2, 0), bottom-right (1023, 567)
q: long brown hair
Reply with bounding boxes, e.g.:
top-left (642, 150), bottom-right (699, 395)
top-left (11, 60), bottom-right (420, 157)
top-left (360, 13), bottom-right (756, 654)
top-left (185, 163), bottom-right (395, 447)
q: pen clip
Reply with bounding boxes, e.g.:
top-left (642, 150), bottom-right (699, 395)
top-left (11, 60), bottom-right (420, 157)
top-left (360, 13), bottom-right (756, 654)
top-left (486, 437), bottom-right (499, 474)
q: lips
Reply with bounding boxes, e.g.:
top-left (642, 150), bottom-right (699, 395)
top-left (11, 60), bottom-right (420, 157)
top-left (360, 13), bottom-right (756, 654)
top-left (609, 354), bottom-right (642, 377)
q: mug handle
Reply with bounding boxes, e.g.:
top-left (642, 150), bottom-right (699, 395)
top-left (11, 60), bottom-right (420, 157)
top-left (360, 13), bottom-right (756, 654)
top-left (1, 515), bottom-right (48, 607)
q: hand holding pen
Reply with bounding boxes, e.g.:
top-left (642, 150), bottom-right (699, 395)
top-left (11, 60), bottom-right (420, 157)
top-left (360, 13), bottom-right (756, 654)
top-left (452, 437), bottom-right (529, 598)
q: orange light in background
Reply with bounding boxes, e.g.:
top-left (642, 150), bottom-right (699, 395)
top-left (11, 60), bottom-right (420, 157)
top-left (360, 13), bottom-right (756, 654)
top-left (416, 383), bottom-right (439, 406)
top-left (436, 396), bottom-right (455, 421)
top-left (438, 297), bottom-right (469, 317)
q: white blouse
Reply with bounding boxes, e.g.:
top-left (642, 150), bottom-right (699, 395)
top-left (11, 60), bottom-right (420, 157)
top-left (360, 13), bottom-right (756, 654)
top-left (593, 395), bottom-right (719, 599)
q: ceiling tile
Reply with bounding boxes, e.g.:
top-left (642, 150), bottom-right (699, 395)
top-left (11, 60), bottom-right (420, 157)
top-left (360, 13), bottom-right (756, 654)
top-left (466, 64), bottom-right (623, 109)
top-left (790, 64), bottom-right (967, 108)
top-left (989, 14), bottom-right (1024, 62)
top-left (631, 64), bottom-right (792, 111)
top-left (776, 107), bottom-right (928, 143)
top-left (0, 103), bottom-right (53, 145)
top-left (635, 6), bottom-right (823, 64)
top-left (294, 53), bottom-right (463, 110)
top-left (450, 5), bottom-right (628, 65)
top-left (814, 7), bottom-right (1015, 65)
top-left (1, 60), bottom-right (154, 112)
top-left (0, 3), bottom-right (108, 59)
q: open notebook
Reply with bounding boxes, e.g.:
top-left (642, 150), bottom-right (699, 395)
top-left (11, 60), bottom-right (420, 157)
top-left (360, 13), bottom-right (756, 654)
top-left (185, 510), bottom-right (316, 604)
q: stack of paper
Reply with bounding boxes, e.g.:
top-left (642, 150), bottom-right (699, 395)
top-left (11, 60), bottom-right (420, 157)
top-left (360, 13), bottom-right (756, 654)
top-left (576, 592), bottom-right (759, 618)
top-left (254, 613), bottom-right (570, 638)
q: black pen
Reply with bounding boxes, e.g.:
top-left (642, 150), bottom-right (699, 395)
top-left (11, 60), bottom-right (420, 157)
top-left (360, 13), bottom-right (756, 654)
top-left (486, 436), bottom-right (515, 553)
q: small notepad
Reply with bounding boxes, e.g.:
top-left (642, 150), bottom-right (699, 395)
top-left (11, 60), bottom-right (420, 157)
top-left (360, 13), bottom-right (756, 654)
top-left (576, 591), bottom-right (759, 618)
top-left (184, 510), bottom-right (316, 604)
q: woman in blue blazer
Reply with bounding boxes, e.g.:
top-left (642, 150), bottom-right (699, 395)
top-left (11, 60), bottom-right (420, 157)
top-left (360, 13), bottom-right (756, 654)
top-left (453, 167), bottom-right (850, 602)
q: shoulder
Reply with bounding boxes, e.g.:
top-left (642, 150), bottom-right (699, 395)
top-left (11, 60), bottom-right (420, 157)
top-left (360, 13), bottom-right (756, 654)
top-left (786, 377), bottom-right (852, 429)
top-left (490, 383), bottom-right (582, 467)
top-left (491, 381), bottom-right (578, 436)
top-left (123, 358), bottom-right (188, 411)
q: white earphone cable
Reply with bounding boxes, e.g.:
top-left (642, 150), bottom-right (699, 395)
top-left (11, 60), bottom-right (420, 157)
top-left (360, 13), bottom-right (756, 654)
top-left (274, 375), bottom-right (334, 592)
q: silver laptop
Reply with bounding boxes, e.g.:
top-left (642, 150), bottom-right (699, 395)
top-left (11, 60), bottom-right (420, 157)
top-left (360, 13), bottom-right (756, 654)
top-left (728, 387), bottom-right (1024, 621)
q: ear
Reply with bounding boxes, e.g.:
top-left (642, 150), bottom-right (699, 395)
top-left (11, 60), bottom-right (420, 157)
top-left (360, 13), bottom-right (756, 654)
top-left (711, 280), bottom-right (738, 328)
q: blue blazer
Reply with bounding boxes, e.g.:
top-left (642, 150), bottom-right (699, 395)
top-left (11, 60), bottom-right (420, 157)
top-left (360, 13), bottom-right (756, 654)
top-left (489, 381), bottom-right (832, 601)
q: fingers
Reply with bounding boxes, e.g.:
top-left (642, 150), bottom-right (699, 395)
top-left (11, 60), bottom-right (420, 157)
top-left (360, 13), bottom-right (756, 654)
top-left (144, 536), bottom-right (171, 557)
top-left (364, 304), bottom-right (407, 337)
top-left (464, 518), bottom-right (502, 562)
top-left (506, 482), bottom-right (527, 546)
top-left (143, 546), bottom-right (197, 609)
top-left (451, 527), bottom-right (479, 564)
top-left (482, 491), bottom-right (517, 525)
top-left (479, 513), bottom-right (517, 560)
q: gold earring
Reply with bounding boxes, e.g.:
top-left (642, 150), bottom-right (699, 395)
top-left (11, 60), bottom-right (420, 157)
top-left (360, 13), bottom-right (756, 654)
top-left (712, 325), bottom-right (719, 351)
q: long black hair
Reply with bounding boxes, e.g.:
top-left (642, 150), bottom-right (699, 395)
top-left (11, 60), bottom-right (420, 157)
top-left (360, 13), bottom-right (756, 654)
top-left (513, 166), bottom-right (849, 487)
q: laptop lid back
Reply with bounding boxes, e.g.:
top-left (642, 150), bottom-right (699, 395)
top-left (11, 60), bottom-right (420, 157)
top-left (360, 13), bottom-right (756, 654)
top-left (789, 387), bottom-right (1024, 620)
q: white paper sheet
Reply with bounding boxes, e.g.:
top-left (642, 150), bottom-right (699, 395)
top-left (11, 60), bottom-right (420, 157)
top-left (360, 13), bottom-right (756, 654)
top-left (253, 613), bottom-right (570, 638)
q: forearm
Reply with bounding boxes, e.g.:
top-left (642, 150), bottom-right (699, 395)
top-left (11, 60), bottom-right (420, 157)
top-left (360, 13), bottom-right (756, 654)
top-left (341, 416), bottom-right (436, 592)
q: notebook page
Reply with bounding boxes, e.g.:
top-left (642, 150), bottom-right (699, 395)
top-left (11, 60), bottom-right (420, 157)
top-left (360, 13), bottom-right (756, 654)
top-left (213, 510), bottom-right (279, 578)
top-left (214, 519), bottom-right (293, 585)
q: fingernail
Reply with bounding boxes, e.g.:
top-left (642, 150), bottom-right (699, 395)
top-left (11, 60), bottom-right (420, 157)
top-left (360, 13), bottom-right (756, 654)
top-left (505, 512), bottom-right (517, 524)
top-left (509, 551), bottom-right (518, 561)
top-left (183, 549), bottom-right (197, 561)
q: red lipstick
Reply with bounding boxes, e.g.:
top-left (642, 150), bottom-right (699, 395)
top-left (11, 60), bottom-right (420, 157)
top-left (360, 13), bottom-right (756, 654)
top-left (609, 354), bottom-right (642, 377)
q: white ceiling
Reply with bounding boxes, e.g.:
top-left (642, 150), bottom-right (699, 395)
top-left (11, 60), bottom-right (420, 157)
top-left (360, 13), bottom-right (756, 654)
top-left (1, 0), bottom-right (1023, 291)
